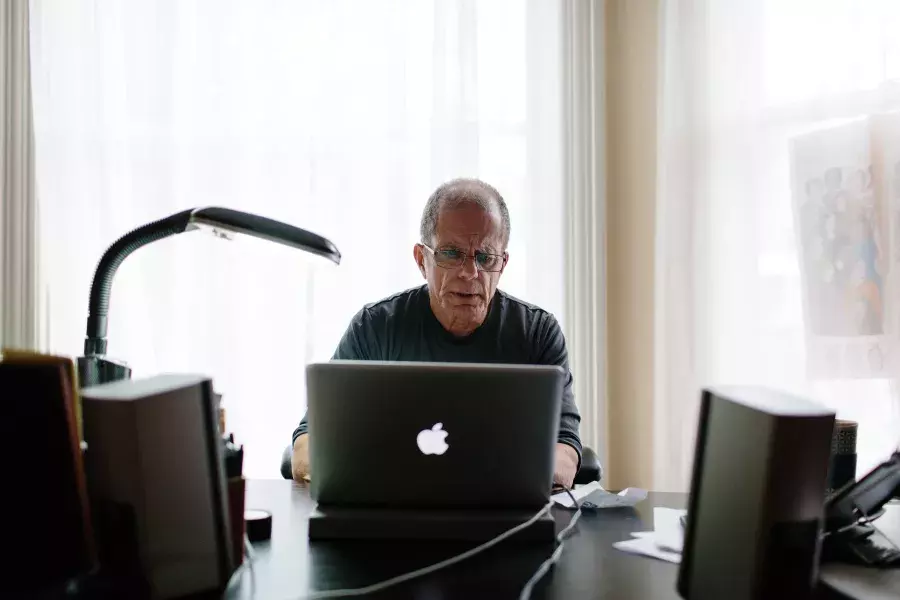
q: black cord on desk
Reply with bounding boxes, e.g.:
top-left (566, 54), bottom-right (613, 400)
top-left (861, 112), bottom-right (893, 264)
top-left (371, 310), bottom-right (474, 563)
top-left (848, 502), bottom-right (900, 567)
top-left (821, 500), bottom-right (900, 568)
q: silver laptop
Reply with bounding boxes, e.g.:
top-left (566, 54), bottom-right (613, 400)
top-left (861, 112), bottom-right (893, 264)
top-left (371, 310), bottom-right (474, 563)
top-left (306, 360), bottom-right (563, 510)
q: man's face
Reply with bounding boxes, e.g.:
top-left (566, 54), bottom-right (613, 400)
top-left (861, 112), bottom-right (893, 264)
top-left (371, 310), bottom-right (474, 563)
top-left (414, 202), bottom-right (507, 336)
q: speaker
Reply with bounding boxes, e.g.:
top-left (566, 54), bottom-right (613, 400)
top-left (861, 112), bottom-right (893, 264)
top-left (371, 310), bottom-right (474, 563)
top-left (0, 353), bottom-right (96, 594)
top-left (677, 387), bottom-right (835, 600)
top-left (81, 374), bottom-right (233, 599)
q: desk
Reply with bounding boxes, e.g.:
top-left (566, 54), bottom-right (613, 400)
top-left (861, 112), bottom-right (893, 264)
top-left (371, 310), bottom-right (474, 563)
top-left (227, 480), bottom-right (899, 599)
top-left (228, 479), bottom-right (684, 599)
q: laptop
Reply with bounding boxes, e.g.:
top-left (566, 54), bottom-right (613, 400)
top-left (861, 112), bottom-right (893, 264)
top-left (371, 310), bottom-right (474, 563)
top-left (306, 360), bottom-right (564, 510)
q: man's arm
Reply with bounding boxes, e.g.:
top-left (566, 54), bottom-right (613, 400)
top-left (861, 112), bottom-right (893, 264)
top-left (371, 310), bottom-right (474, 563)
top-left (554, 442), bottom-right (579, 488)
top-left (535, 313), bottom-right (583, 484)
top-left (291, 432), bottom-right (310, 481)
top-left (291, 308), bottom-right (376, 482)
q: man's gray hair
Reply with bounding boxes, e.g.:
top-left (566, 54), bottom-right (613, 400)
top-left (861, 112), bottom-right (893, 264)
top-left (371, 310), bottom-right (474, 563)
top-left (419, 178), bottom-right (511, 248)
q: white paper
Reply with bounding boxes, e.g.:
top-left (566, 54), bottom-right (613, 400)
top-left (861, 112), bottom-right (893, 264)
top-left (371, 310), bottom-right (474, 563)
top-left (551, 482), bottom-right (648, 509)
top-left (627, 531), bottom-right (683, 554)
top-left (612, 536), bottom-right (682, 564)
top-left (616, 507), bottom-right (687, 563)
top-left (651, 507), bottom-right (686, 553)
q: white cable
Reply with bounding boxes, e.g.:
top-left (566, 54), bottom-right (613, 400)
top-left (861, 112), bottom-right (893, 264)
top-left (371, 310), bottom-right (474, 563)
top-left (224, 534), bottom-right (257, 599)
top-left (518, 487), bottom-right (582, 600)
top-left (244, 535), bottom-right (257, 600)
top-left (223, 555), bottom-right (247, 594)
top-left (286, 500), bottom-right (555, 600)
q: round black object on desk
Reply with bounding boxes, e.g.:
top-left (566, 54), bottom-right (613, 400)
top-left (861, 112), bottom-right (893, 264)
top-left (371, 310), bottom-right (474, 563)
top-left (245, 509), bottom-right (272, 542)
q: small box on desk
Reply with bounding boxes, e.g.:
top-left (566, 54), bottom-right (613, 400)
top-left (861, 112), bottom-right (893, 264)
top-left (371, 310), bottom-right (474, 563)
top-left (82, 374), bottom-right (234, 599)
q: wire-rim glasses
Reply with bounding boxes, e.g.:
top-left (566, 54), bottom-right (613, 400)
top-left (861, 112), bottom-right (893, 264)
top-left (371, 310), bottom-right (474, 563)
top-left (421, 244), bottom-right (506, 272)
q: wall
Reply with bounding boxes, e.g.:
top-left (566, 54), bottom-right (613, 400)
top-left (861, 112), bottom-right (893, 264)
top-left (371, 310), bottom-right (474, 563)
top-left (604, 0), bottom-right (660, 490)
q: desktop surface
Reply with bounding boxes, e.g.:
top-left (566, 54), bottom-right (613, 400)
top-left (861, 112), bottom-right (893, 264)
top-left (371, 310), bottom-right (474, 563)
top-left (230, 479), bottom-right (685, 599)
top-left (226, 480), bottom-right (899, 599)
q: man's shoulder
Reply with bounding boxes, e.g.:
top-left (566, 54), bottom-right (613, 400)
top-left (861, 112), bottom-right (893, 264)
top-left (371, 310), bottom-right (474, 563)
top-left (497, 289), bottom-right (558, 325)
top-left (358, 285), bottom-right (426, 322)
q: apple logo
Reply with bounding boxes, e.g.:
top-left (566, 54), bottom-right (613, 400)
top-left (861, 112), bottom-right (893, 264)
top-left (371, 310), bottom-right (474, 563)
top-left (416, 422), bottom-right (449, 456)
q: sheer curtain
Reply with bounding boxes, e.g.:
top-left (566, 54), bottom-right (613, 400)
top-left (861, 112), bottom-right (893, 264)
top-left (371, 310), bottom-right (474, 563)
top-left (29, 0), bottom-right (565, 477)
top-left (655, 0), bottom-right (900, 491)
top-left (1, 0), bottom-right (39, 351)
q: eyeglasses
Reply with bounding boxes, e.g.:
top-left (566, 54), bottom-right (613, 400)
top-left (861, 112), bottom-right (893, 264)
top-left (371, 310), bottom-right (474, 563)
top-left (421, 244), bottom-right (506, 272)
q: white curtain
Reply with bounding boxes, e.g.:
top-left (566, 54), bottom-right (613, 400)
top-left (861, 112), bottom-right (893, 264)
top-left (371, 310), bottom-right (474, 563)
top-left (656, 0), bottom-right (900, 491)
top-left (29, 0), bottom-right (566, 477)
top-left (1, 0), bottom-right (40, 351)
top-left (561, 0), bottom-right (606, 465)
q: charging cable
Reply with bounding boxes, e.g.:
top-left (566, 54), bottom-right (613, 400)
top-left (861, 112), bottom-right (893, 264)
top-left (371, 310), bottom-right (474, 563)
top-left (224, 535), bottom-right (258, 599)
top-left (231, 486), bottom-right (583, 599)
top-left (518, 487), bottom-right (582, 600)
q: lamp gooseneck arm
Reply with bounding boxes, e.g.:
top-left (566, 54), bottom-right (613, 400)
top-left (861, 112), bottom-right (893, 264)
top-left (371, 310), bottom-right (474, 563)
top-left (84, 209), bottom-right (195, 356)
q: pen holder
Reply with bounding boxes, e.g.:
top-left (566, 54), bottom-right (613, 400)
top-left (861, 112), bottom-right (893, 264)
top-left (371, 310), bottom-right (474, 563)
top-left (227, 476), bottom-right (246, 567)
top-left (826, 420), bottom-right (857, 496)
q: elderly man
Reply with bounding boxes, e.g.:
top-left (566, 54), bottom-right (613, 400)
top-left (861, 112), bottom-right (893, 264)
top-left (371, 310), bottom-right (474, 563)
top-left (291, 178), bottom-right (582, 486)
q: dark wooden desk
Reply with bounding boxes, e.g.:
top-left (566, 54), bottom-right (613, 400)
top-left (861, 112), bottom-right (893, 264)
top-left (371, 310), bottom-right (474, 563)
top-left (227, 479), bottom-right (685, 599)
top-left (226, 480), bottom-right (900, 599)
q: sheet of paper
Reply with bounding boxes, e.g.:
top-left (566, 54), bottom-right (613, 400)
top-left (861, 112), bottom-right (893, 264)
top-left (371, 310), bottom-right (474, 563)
top-left (612, 536), bottom-right (682, 564)
top-left (651, 507), bottom-right (686, 553)
top-left (619, 506), bottom-right (687, 562)
top-left (628, 531), bottom-right (684, 554)
top-left (551, 482), bottom-right (648, 509)
top-left (626, 534), bottom-right (683, 554)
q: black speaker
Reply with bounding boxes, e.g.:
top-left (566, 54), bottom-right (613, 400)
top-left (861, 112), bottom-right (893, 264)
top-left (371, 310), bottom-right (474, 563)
top-left (678, 387), bottom-right (835, 600)
top-left (82, 374), bottom-right (233, 599)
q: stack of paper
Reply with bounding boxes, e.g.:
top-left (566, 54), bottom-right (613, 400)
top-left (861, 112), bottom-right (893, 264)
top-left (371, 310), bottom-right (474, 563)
top-left (613, 507), bottom-right (687, 564)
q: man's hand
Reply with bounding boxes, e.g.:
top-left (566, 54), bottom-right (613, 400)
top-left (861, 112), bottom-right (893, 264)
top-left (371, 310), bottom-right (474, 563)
top-left (553, 443), bottom-right (578, 489)
top-left (291, 434), bottom-right (311, 482)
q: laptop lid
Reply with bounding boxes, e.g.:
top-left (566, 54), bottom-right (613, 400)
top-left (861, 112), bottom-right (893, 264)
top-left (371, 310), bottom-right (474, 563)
top-left (307, 360), bottom-right (563, 510)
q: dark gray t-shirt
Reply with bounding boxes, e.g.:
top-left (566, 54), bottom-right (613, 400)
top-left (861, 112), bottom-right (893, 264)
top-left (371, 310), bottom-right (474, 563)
top-left (292, 285), bottom-right (582, 463)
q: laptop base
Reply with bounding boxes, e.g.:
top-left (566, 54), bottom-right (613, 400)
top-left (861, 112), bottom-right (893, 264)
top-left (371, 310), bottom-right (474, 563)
top-left (308, 505), bottom-right (556, 542)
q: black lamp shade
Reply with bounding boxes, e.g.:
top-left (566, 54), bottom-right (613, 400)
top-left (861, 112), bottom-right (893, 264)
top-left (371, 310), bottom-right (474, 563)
top-left (77, 207), bottom-right (340, 387)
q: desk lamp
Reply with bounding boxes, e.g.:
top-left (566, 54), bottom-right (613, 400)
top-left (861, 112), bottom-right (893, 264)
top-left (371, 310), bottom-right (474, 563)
top-left (77, 207), bottom-right (340, 387)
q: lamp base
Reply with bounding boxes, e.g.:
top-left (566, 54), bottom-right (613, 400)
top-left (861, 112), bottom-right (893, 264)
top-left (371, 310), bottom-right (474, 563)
top-left (77, 355), bottom-right (132, 388)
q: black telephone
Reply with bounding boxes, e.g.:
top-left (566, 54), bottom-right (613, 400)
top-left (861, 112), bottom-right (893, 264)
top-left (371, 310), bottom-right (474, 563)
top-left (821, 451), bottom-right (900, 567)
